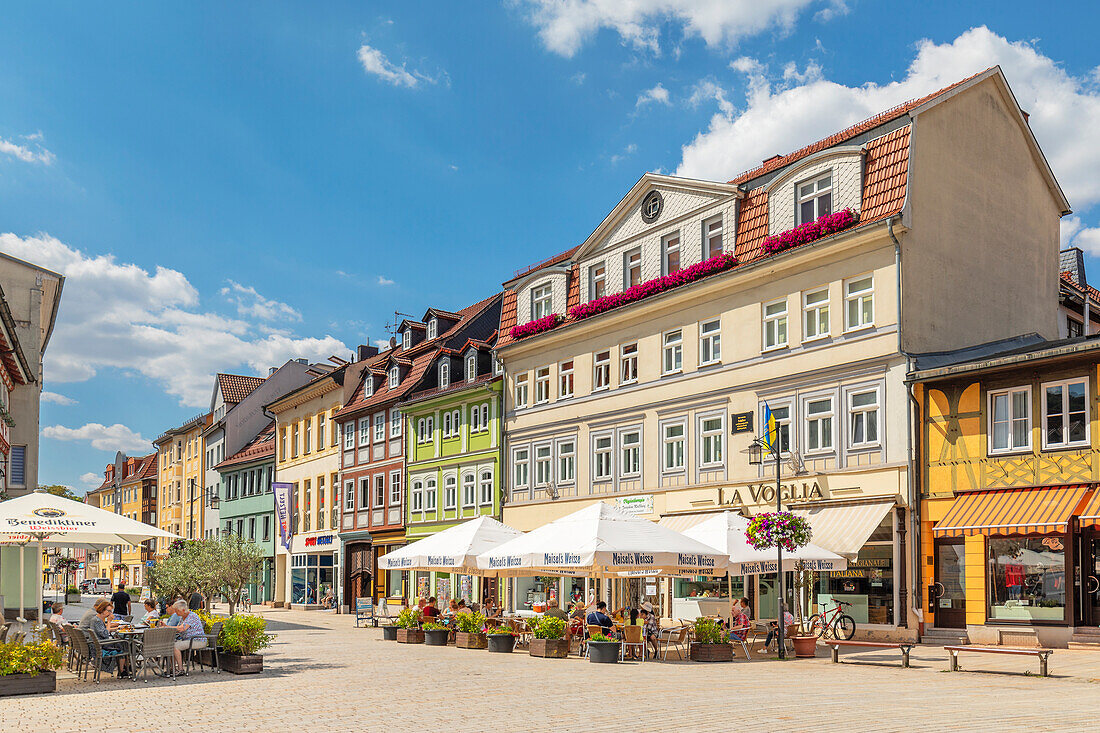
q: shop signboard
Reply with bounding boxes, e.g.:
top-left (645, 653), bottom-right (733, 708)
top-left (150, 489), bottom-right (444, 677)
top-left (616, 495), bottom-right (653, 516)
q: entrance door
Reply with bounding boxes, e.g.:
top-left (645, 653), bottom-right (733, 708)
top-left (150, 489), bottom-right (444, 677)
top-left (933, 539), bottom-right (966, 629)
top-left (1087, 536), bottom-right (1100, 625)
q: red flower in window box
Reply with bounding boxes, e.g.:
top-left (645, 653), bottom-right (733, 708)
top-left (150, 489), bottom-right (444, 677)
top-left (762, 208), bottom-right (858, 255)
top-left (510, 313), bottom-right (562, 341)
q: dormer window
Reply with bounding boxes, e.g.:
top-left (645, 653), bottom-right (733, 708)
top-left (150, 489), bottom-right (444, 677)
top-left (466, 352), bottom-right (477, 383)
top-left (704, 216), bottom-right (723, 258)
top-left (427, 318), bottom-right (438, 340)
top-left (590, 262), bottom-right (606, 300)
top-left (797, 172), bottom-right (832, 224)
top-left (389, 365), bottom-right (399, 388)
top-left (364, 377), bottom-right (373, 397)
top-left (402, 329), bottom-right (410, 350)
top-left (531, 283), bottom-right (553, 320)
top-left (439, 360), bottom-right (449, 389)
top-left (662, 233), bottom-right (681, 275)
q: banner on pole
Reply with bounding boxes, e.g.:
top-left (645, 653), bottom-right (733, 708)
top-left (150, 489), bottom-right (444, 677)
top-left (273, 482), bottom-right (292, 551)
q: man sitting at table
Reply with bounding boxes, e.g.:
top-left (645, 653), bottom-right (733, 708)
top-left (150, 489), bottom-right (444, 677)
top-left (544, 599), bottom-right (569, 621)
top-left (728, 598), bottom-right (751, 643)
top-left (586, 601), bottom-right (614, 635)
top-left (169, 600), bottom-right (208, 674)
top-left (422, 597), bottom-right (440, 619)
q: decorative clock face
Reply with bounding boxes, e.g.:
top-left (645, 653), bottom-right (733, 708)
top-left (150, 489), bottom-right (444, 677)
top-left (641, 190), bottom-right (663, 223)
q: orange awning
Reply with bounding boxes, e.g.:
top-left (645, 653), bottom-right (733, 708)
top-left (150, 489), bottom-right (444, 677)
top-left (932, 485), bottom-right (1090, 538)
top-left (1079, 488), bottom-right (1100, 529)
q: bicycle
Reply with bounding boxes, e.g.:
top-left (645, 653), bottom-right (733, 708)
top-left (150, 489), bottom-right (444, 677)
top-left (807, 600), bottom-right (856, 640)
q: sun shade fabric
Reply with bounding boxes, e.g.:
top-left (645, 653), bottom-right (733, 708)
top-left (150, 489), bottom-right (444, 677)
top-left (932, 485), bottom-right (1090, 538)
top-left (681, 511), bottom-right (846, 575)
top-left (790, 499), bottom-right (895, 559)
top-left (656, 512), bottom-right (725, 534)
top-left (377, 516), bottom-right (522, 573)
top-left (0, 491), bottom-right (177, 549)
top-left (1079, 487), bottom-right (1100, 528)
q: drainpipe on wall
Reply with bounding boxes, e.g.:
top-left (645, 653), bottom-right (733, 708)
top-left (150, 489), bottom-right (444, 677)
top-left (496, 355), bottom-right (508, 611)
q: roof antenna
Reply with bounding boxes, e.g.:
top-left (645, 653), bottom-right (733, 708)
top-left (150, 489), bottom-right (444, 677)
top-left (385, 311), bottom-right (416, 339)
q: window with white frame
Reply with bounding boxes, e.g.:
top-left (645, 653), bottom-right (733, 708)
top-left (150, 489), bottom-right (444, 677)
top-left (662, 422), bottom-right (685, 472)
top-left (796, 172), bottom-right (833, 224)
top-left (704, 216), bottom-right (723, 259)
top-left (624, 248), bottom-right (642, 289)
top-left (411, 479), bottom-right (424, 512)
top-left (390, 471), bottom-right (401, 505)
top-left (764, 403), bottom-right (792, 453)
top-left (466, 352), bottom-right (477, 382)
top-left (662, 329), bottom-right (683, 374)
top-left (513, 448), bottom-right (529, 489)
top-left (363, 378), bottom-right (373, 398)
top-left (535, 366), bottom-right (550, 404)
top-left (451, 409), bottom-right (461, 435)
top-left (443, 411), bottom-right (453, 438)
top-left (374, 475), bottom-right (385, 507)
top-left (374, 412), bottom-right (385, 441)
top-left (389, 365), bottom-right (399, 388)
top-left (425, 477), bottom-right (437, 511)
top-left (402, 329), bottom-right (410, 350)
top-left (699, 319), bottom-right (721, 365)
top-left (317, 413), bottom-right (326, 451)
top-left (535, 444), bottom-right (552, 485)
top-left (1043, 378), bottom-right (1089, 448)
top-left (763, 299), bottom-right (788, 350)
top-left (427, 318), bottom-right (438, 339)
top-left (803, 288), bottom-right (830, 341)
top-left (358, 418), bottom-right (370, 446)
top-left (844, 275), bottom-right (874, 331)
top-left (479, 404), bottom-right (489, 430)
top-left (804, 396), bottom-right (835, 453)
top-left (479, 470), bottom-right (493, 505)
top-left (662, 233), bottom-right (681, 274)
top-left (359, 477), bottom-right (369, 509)
top-left (620, 343), bottom-right (638, 384)
top-left (416, 418), bottom-right (426, 443)
top-left (444, 475), bottom-right (457, 509)
top-left (849, 388), bottom-right (881, 448)
top-left (390, 409), bottom-right (401, 437)
top-left (344, 480), bottom-right (354, 511)
top-left (620, 430), bottom-right (641, 477)
top-left (439, 360), bottom-right (450, 389)
top-left (470, 404), bottom-right (482, 432)
top-left (531, 282), bottom-right (553, 320)
top-left (514, 373), bottom-right (528, 408)
top-left (343, 423), bottom-right (354, 450)
top-left (559, 360), bottom-right (574, 399)
top-left (557, 440), bottom-right (575, 483)
top-left (593, 435), bottom-right (613, 480)
top-left (590, 262), bottom-right (607, 300)
top-left (462, 473), bottom-right (476, 507)
top-left (700, 415), bottom-right (724, 467)
top-left (593, 351), bottom-right (610, 391)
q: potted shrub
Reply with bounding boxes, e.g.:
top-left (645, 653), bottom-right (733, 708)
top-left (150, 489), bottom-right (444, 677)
top-left (218, 614), bottom-right (274, 674)
top-left (689, 617), bottom-right (733, 662)
top-left (395, 608), bottom-right (424, 644)
top-left (455, 612), bottom-right (487, 649)
top-left (0, 640), bottom-right (63, 697)
top-left (381, 623), bottom-right (399, 641)
top-left (586, 631), bottom-right (621, 664)
top-left (486, 627), bottom-right (516, 653)
top-left (423, 622), bottom-right (450, 646)
top-left (528, 616), bottom-right (568, 658)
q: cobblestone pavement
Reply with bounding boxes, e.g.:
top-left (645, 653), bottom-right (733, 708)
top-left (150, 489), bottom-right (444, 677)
top-left (8, 607), bottom-right (1099, 732)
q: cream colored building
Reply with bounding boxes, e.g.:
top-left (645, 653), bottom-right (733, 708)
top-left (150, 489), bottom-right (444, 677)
top-left (495, 68), bottom-right (1068, 639)
top-left (266, 366), bottom-right (343, 607)
top-left (153, 413), bottom-right (211, 552)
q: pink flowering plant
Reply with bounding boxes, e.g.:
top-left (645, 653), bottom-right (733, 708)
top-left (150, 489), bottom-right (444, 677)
top-left (745, 511), bottom-right (813, 553)
top-left (509, 313), bottom-right (562, 340)
top-left (761, 209), bottom-right (858, 255)
top-left (569, 253), bottom-right (738, 321)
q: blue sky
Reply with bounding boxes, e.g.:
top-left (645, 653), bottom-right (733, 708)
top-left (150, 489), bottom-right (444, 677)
top-left (1, 2), bottom-right (1098, 493)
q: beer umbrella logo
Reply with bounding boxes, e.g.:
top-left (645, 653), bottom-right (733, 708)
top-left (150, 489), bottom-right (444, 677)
top-left (33, 508), bottom-right (66, 518)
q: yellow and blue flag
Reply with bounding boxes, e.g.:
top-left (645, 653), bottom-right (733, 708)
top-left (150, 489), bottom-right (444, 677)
top-left (763, 401), bottom-right (778, 452)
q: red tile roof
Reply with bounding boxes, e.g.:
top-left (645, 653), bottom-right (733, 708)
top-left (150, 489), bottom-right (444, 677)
top-left (215, 420), bottom-right (276, 470)
top-left (217, 373), bottom-right (266, 404)
top-left (1060, 271), bottom-right (1100, 304)
top-left (136, 453), bottom-right (158, 480)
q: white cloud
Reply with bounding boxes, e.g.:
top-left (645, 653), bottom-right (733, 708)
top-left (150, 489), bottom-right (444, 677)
top-left (0, 233), bottom-right (350, 407)
top-left (513, 0), bottom-right (819, 57)
top-left (1062, 216), bottom-right (1100, 257)
top-left (677, 26), bottom-right (1100, 220)
top-left (376, 275), bottom-right (395, 286)
top-left (610, 143), bottom-right (637, 165)
top-left (373, 339), bottom-right (392, 351)
top-left (0, 135), bottom-right (54, 164)
top-left (220, 280), bottom-right (301, 322)
top-left (79, 472), bottom-right (101, 487)
top-left (636, 83), bottom-right (671, 108)
top-left (357, 43), bottom-right (442, 88)
top-left (571, 72), bottom-right (587, 85)
top-left (41, 391), bottom-right (77, 406)
top-left (42, 422), bottom-right (151, 453)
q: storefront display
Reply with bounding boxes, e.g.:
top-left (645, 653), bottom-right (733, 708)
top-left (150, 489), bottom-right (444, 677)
top-left (515, 575), bottom-right (560, 610)
top-left (987, 536), bottom-right (1066, 622)
top-left (815, 515), bottom-right (894, 625)
top-left (673, 575), bottom-right (742, 622)
top-left (291, 552), bottom-right (335, 605)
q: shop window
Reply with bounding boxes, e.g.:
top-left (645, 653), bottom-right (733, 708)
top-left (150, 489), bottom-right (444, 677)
top-left (987, 536), bottom-right (1066, 622)
top-left (815, 515), bottom-right (894, 625)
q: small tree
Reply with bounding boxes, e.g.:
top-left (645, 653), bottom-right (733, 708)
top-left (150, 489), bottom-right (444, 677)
top-left (217, 535), bottom-right (265, 615)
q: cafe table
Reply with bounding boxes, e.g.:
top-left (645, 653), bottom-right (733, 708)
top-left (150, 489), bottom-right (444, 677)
top-left (113, 626), bottom-right (180, 677)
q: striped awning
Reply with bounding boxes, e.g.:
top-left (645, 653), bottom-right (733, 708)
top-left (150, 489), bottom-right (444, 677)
top-left (1078, 488), bottom-right (1100, 528)
top-left (932, 485), bottom-right (1090, 538)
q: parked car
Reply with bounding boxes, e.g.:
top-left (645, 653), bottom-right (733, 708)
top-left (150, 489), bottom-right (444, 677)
top-left (81, 577), bottom-right (112, 594)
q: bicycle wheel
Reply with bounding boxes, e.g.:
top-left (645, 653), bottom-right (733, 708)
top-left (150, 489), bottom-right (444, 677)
top-left (833, 615), bottom-right (856, 640)
top-left (807, 614), bottom-right (827, 638)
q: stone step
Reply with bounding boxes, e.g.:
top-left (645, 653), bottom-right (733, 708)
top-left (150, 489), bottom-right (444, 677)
top-left (920, 628), bottom-right (969, 646)
top-left (1067, 641), bottom-right (1100, 650)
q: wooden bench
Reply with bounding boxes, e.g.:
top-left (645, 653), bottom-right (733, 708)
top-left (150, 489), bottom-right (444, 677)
top-left (944, 645), bottom-right (1053, 677)
top-left (825, 639), bottom-right (915, 668)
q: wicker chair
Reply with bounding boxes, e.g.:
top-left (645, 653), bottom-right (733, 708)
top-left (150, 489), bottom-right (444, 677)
top-left (139, 627), bottom-right (179, 682)
top-left (83, 630), bottom-right (129, 683)
top-left (68, 627), bottom-right (92, 679)
top-left (192, 621), bottom-right (223, 673)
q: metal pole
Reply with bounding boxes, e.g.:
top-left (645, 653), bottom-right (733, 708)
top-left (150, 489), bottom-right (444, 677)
top-left (776, 448), bottom-right (786, 659)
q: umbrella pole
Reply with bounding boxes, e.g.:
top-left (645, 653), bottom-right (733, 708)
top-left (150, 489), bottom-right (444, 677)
top-left (18, 543), bottom-right (26, 623)
top-left (37, 538), bottom-right (44, 630)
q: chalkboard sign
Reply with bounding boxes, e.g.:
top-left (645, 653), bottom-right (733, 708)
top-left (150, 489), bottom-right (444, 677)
top-left (731, 411), bottom-right (754, 434)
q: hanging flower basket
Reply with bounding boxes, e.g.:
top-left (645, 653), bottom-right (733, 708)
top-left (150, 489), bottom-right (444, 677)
top-left (510, 313), bottom-right (562, 341)
top-left (762, 209), bottom-right (858, 255)
top-left (745, 511), bottom-right (812, 553)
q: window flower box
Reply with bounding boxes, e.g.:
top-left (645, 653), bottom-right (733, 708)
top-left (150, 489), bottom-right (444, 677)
top-left (762, 209), bottom-right (858, 255)
top-left (510, 313), bottom-right (562, 341)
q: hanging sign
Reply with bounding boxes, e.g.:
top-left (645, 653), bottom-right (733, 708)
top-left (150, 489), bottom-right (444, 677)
top-left (616, 495), bottom-right (653, 516)
top-left (273, 482), bottom-right (293, 551)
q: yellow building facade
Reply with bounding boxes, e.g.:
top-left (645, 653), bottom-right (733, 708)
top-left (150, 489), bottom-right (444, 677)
top-left (154, 413), bottom-right (211, 553)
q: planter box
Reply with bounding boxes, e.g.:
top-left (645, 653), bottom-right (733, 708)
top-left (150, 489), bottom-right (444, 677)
top-left (396, 629), bottom-right (424, 644)
top-left (455, 632), bottom-right (487, 649)
top-left (587, 641), bottom-right (621, 664)
top-left (690, 643), bottom-right (734, 662)
top-left (529, 638), bottom-right (569, 658)
top-left (220, 653), bottom-right (263, 675)
top-left (792, 636), bottom-right (818, 658)
top-left (424, 629), bottom-right (450, 646)
top-left (66, 593), bottom-right (81, 604)
top-left (381, 625), bottom-right (399, 641)
top-left (487, 634), bottom-right (516, 653)
top-left (0, 671), bottom-right (56, 697)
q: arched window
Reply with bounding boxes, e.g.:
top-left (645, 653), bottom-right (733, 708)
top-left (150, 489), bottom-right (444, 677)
top-left (479, 470), bottom-right (493, 506)
top-left (439, 361), bottom-right (449, 389)
top-left (411, 480), bottom-right (423, 512)
top-left (466, 352), bottom-right (477, 382)
top-left (425, 477), bottom-right (437, 511)
top-left (462, 473), bottom-right (476, 507)
top-left (444, 475), bottom-right (457, 509)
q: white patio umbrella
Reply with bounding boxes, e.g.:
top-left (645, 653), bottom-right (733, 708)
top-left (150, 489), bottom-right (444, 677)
top-left (0, 490), bottom-right (177, 625)
top-left (476, 501), bottom-right (729, 577)
top-left (682, 511), bottom-right (846, 575)
top-left (378, 516), bottom-right (522, 574)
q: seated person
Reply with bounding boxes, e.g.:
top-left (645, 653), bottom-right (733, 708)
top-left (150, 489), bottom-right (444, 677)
top-left (140, 598), bottom-right (161, 626)
top-left (422, 597), bottom-right (440, 619)
top-left (585, 601), bottom-right (614, 635)
top-left (320, 589), bottom-right (335, 609)
top-left (764, 609), bottom-right (796, 651)
top-left (482, 599), bottom-right (500, 618)
top-left (640, 607), bottom-right (660, 658)
top-left (543, 599), bottom-right (569, 621)
top-left (169, 600), bottom-right (208, 674)
top-left (48, 602), bottom-right (67, 641)
top-left (442, 599), bottom-right (459, 622)
top-left (455, 599), bottom-right (470, 615)
top-left (728, 599), bottom-right (751, 643)
top-left (80, 598), bottom-right (130, 677)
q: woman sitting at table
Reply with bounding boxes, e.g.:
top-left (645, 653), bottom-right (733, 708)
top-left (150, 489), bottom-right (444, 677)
top-left (79, 598), bottom-right (131, 678)
top-left (442, 599), bottom-right (459, 623)
top-left (140, 598), bottom-right (161, 626)
top-left (169, 600), bottom-right (208, 674)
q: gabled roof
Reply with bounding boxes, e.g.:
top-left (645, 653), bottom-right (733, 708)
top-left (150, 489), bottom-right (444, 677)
top-left (423, 307), bottom-right (463, 322)
top-left (217, 373), bottom-right (266, 405)
top-left (136, 453), bottom-right (158, 480)
top-left (215, 420), bottom-right (276, 470)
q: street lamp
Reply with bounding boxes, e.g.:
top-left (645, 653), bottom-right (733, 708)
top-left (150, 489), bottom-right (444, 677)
top-left (747, 435), bottom-right (787, 660)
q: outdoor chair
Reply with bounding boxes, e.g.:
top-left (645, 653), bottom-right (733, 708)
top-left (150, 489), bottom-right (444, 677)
top-left (68, 627), bottom-right (92, 679)
top-left (193, 621), bottom-right (223, 673)
top-left (583, 624), bottom-right (603, 659)
top-left (658, 624), bottom-right (690, 661)
top-left (61, 623), bottom-right (80, 669)
top-left (621, 624), bottom-right (645, 661)
top-left (728, 623), bottom-right (751, 660)
top-left (139, 627), bottom-right (179, 683)
top-left (82, 630), bottom-right (129, 683)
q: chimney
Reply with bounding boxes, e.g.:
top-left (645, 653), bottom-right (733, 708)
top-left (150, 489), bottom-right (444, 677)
top-left (357, 344), bottom-right (380, 361)
top-left (268, 366), bottom-right (278, 376)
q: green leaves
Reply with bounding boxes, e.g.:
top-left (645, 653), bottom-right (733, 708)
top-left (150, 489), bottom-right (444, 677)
top-left (531, 615), bottom-right (566, 640)
top-left (693, 617), bottom-right (725, 644)
top-left (220, 614), bottom-right (273, 655)
top-left (396, 608), bottom-right (422, 629)
top-left (148, 536), bottom-right (265, 614)
top-left (0, 641), bottom-right (63, 676)
top-left (455, 611), bottom-right (486, 634)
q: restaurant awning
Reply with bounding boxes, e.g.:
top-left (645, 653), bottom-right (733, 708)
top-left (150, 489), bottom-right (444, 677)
top-left (1071, 486), bottom-right (1100, 529)
top-left (657, 511), bottom-right (727, 534)
top-left (932, 484), bottom-right (1091, 538)
top-left (790, 498), bottom-right (896, 559)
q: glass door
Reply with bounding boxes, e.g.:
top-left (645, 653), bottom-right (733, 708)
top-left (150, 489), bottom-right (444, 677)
top-left (933, 539), bottom-right (966, 629)
top-left (1088, 536), bottom-right (1100, 625)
